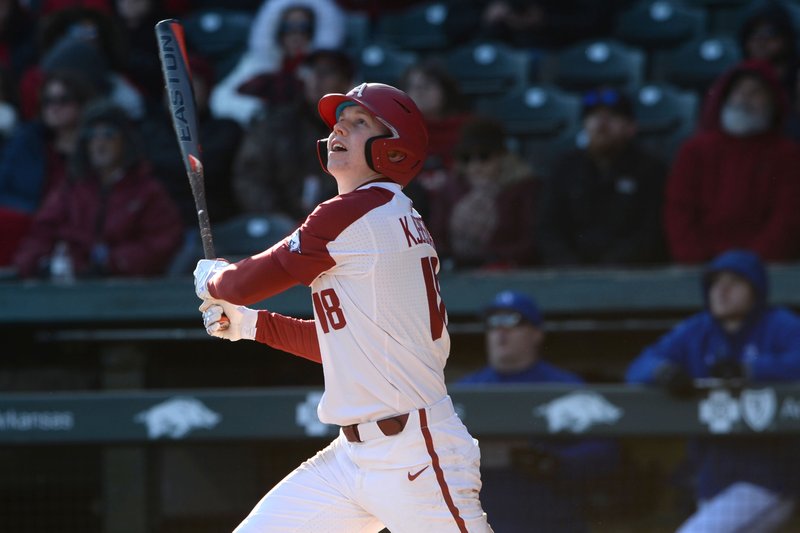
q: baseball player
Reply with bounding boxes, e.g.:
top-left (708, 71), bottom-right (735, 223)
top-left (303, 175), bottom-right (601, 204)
top-left (193, 83), bottom-right (493, 532)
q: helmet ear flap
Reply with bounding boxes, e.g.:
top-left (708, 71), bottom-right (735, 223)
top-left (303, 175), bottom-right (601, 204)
top-left (368, 136), bottom-right (422, 184)
top-left (316, 138), bottom-right (331, 175)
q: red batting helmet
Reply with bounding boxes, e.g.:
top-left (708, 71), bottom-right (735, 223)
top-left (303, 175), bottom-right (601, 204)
top-left (317, 83), bottom-right (429, 187)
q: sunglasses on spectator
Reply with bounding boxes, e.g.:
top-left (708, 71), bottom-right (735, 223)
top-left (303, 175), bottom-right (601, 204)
top-left (86, 125), bottom-right (121, 140)
top-left (458, 152), bottom-right (494, 164)
top-left (486, 312), bottom-right (526, 329)
top-left (41, 94), bottom-right (77, 107)
top-left (582, 88), bottom-right (621, 107)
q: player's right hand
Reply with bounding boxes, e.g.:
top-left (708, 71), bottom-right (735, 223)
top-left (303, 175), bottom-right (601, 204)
top-left (193, 259), bottom-right (231, 300)
top-left (199, 299), bottom-right (258, 342)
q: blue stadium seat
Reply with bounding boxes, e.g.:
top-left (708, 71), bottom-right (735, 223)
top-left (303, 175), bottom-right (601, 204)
top-left (182, 9), bottom-right (254, 80)
top-left (634, 83), bottom-right (700, 161)
top-left (443, 41), bottom-right (533, 100)
top-left (343, 12), bottom-right (372, 59)
top-left (651, 34), bottom-right (741, 93)
top-left (374, 2), bottom-right (452, 51)
top-left (476, 84), bottom-right (582, 177)
top-left (212, 214), bottom-right (296, 259)
top-left (542, 39), bottom-right (646, 93)
top-left (615, 0), bottom-right (707, 50)
top-left (356, 43), bottom-right (418, 87)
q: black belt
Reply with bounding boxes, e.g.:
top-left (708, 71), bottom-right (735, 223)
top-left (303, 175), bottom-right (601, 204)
top-left (341, 413), bottom-right (410, 443)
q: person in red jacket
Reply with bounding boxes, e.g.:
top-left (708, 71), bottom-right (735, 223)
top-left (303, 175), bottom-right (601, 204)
top-left (664, 59), bottom-right (800, 263)
top-left (13, 100), bottom-right (183, 278)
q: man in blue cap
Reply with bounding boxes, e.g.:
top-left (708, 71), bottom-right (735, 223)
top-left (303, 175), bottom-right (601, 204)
top-left (626, 249), bottom-right (800, 532)
top-left (459, 290), bottom-right (620, 532)
top-left (460, 290), bottom-right (582, 384)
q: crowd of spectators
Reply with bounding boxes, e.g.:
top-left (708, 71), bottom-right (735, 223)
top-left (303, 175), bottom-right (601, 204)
top-left (1, 0), bottom-right (799, 279)
top-left (2, 1), bottom-right (799, 531)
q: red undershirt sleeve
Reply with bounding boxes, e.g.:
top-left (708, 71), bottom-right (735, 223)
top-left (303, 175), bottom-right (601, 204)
top-left (255, 311), bottom-right (322, 364)
top-left (208, 244), bottom-right (299, 306)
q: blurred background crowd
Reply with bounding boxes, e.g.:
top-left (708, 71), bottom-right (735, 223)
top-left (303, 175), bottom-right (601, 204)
top-left (2, 0), bottom-right (800, 281)
top-left (4, 1), bottom-right (800, 532)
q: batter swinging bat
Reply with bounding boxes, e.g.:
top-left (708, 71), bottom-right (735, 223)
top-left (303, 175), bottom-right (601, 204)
top-left (155, 19), bottom-right (229, 328)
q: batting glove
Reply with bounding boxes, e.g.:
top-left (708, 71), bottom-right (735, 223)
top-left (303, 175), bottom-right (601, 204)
top-left (199, 299), bottom-right (257, 341)
top-left (193, 259), bottom-right (231, 300)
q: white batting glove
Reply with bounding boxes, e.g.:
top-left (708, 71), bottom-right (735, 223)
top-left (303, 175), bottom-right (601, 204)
top-left (199, 299), bottom-right (258, 341)
top-left (193, 259), bottom-right (231, 300)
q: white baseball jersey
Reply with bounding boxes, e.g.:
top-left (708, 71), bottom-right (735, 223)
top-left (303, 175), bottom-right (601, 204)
top-left (211, 180), bottom-right (450, 425)
top-left (285, 181), bottom-right (449, 424)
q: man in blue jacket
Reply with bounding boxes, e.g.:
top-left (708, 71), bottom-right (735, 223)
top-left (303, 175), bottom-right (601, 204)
top-left (459, 290), bottom-right (621, 533)
top-left (626, 249), bottom-right (800, 532)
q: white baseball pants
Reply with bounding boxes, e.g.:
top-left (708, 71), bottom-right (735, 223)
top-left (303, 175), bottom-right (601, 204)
top-left (677, 481), bottom-right (796, 533)
top-left (234, 396), bottom-right (493, 532)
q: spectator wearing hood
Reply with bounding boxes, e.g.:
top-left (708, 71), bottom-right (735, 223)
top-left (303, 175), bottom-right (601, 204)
top-left (664, 60), bottom-right (800, 264)
top-left (738, 0), bottom-right (798, 95)
top-left (538, 86), bottom-right (668, 267)
top-left (209, 0), bottom-right (346, 126)
top-left (626, 249), bottom-right (800, 532)
top-left (231, 49), bottom-right (353, 223)
top-left (13, 100), bottom-right (183, 278)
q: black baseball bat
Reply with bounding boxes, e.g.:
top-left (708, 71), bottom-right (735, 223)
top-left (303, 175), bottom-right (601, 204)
top-left (154, 19), bottom-right (216, 259)
top-left (155, 19), bottom-right (229, 329)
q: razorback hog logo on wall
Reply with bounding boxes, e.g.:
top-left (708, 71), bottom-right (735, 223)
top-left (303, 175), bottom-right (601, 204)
top-left (535, 391), bottom-right (623, 433)
top-left (135, 397), bottom-right (221, 439)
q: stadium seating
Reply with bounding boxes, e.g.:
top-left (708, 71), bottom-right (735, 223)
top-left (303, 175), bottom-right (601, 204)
top-left (443, 40), bottom-right (533, 100)
top-left (374, 1), bottom-right (453, 52)
top-left (475, 84), bottom-right (582, 177)
top-left (614, 0), bottom-right (707, 51)
top-left (356, 43), bottom-right (418, 87)
top-left (541, 39), bottom-right (646, 93)
top-left (343, 12), bottom-right (372, 59)
top-left (210, 214), bottom-right (296, 259)
top-left (182, 9), bottom-right (254, 80)
top-left (633, 83), bottom-right (700, 161)
top-left (651, 34), bottom-right (741, 93)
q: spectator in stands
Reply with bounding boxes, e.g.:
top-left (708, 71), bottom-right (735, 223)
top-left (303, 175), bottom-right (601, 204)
top-left (231, 48), bottom-right (353, 224)
top-left (0, 70), bottom-right (96, 266)
top-left (664, 60), bottom-right (800, 264)
top-left (738, 0), bottom-right (798, 95)
top-left (19, 7), bottom-right (145, 121)
top-left (141, 55), bottom-right (242, 276)
top-left (112, 0), bottom-right (168, 112)
top-left (538, 87), bottom-right (668, 266)
top-left (399, 59), bottom-right (472, 218)
top-left (626, 249), bottom-right (800, 532)
top-left (458, 290), bottom-right (621, 533)
top-left (428, 115), bottom-right (538, 270)
top-left (209, 0), bottom-right (345, 126)
top-left (13, 100), bottom-right (183, 278)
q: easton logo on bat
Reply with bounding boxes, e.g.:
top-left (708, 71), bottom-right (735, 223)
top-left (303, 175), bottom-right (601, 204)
top-left (158, 32), bottom-right (193, 143)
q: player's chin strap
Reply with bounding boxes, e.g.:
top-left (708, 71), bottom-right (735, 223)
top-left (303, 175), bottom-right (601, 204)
top-left (316, 138), bottom-right (331, 174)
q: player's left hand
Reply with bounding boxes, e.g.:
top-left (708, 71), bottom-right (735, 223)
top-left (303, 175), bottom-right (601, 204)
top-left (193, 259), bottom-right (231, 300)
top-left (199, 299), bottom-right (257, 341)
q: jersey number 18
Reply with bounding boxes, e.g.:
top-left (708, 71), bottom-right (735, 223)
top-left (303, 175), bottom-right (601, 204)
top-left (311, 256), bottom-right (447, 340)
